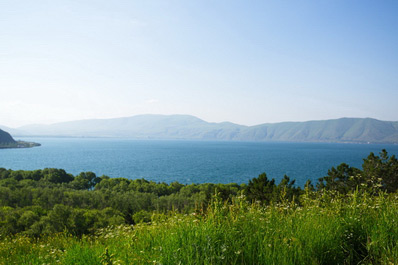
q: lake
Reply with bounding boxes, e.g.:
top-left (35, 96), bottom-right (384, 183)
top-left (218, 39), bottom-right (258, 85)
top-left (1, 137), bottom-right (397, 187)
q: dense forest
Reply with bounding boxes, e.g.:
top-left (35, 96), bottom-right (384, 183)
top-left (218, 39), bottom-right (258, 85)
top-left (0, 149), bottom-right (397, 264)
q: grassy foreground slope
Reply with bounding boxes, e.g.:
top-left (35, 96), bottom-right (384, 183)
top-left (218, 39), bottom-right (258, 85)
top-left (1, 191), bottom-right (398, 265)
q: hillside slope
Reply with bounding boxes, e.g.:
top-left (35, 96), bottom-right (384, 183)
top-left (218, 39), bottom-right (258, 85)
top-left (237, 118), bottom-right (398, 143)
top-left (0, 129), bottom-right (16, 144)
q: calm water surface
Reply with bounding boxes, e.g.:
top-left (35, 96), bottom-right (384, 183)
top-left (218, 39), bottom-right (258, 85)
top-left (1, 137), bottom-right (397, 186)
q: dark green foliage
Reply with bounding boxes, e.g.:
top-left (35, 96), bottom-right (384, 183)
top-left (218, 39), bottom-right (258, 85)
top-left (0, 168), bottom-right (252, 236)
top-left (317, 163), bottom-right (362, 193)
top-left (244, 173), bottom-right (276, 203)
top-left (71, 172), bottom-right (101, 190)
top-left (362, 149), bottom-right (398, 192)
top-left (0, 129), bottom-right (16, 145)
top-left (244, 173), bottom-right (301, 204)
top-left (318, 149), bottom-right (398, 194)
top-left (42, 168), bottom-right (74, 184)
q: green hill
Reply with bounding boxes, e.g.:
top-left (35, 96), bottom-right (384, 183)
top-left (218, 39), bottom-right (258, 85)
top-left (0, 129), bottom-right (17, 147)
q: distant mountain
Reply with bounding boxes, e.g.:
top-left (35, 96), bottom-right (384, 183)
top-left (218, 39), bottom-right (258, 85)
top-left (0, 129), bottom-right (17, 144)
top-left (0, 125), bottom-right (26, 136)
top-left (236, 118), bottom-right (398, 143)
top-left (16, 115), bottom-right (246, 139)
top-left (12, 115), bottom-right (398, 144)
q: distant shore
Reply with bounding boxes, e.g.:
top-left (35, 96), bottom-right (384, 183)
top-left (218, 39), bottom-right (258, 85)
top-left (0, 141), bottom-right (41, 149)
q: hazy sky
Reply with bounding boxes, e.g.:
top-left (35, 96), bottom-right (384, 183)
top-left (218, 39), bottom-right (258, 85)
top-left (1, 1), bottom-right (397, 127)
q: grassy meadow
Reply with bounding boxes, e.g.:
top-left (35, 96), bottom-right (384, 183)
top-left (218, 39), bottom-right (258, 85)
top-left (1, 189), bottom-right (398, 265)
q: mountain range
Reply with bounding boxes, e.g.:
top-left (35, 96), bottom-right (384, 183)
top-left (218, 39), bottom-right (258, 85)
top-left (2, 115), bottom-right (398, 144)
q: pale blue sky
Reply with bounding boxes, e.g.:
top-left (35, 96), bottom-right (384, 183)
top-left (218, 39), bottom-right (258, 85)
top-left (1, 0), bottom-right (397, 127)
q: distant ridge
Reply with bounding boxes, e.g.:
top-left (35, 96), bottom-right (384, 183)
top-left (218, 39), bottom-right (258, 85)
top-left (240, 118), bottom-right (398, 144)
top-left (12, 115), bottom-right (398, 144)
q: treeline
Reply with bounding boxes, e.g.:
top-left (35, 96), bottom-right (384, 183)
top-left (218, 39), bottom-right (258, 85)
top-left (0, 149), bottom-right (397, 237)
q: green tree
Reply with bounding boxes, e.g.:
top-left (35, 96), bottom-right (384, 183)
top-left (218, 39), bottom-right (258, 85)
top-left (46, 204), bottom-right (72, 233)
top-left (17, 210), bottom-right (40, 232)
top-left (317, 163), bottom-right (361, 193)
top-left (244, 173), bottom-right (276, 204)
top-left (42, 168), bottom-right (74, 184)
top-left (362, 149), bottom-right (398, 192)
top-left (72, 172), bottom-right (101, 190)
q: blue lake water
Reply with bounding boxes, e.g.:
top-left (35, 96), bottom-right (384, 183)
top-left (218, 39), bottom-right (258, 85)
top-left (1, 137), bottom-right (397, 187)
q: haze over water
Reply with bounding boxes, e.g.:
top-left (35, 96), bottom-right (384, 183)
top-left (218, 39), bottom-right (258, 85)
top-left (1, 138), bottom-right (397, 187)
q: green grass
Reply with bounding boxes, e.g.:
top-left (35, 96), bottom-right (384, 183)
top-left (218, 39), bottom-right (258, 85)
top-left (1, 191), bottom-right (398, 264)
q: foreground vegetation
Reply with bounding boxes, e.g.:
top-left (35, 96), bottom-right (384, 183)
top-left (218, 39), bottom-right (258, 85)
top-left (1, 190), bottom-right (398, 264)
top-left (0, 150), bottom-right (397, 264)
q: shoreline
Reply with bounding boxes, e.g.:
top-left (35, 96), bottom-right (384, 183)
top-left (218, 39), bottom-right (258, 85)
top-left (0, 141), bottom-right (41, 149)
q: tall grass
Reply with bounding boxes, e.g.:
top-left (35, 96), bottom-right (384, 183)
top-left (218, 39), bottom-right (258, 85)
top-left (1, 191), bottom-right (398, 264)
